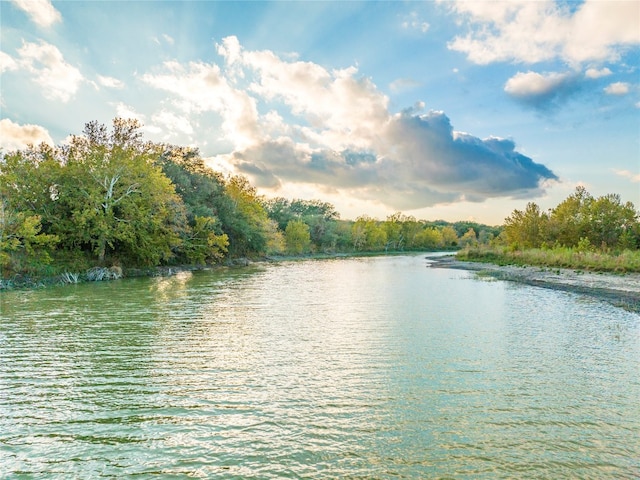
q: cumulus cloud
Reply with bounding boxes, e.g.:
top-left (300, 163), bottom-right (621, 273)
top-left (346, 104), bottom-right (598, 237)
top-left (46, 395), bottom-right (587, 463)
top-left (604, 82), bottom-right (630, 95)
top-left (504, 71), bottom-right (579, 108)
top-left (142, 60), bottom-right (260, 149)
top-left (144, 36), bottom-right (557, 210)
top-left (448, 0), bottom-right (640, 66)
top-left (0, 118), bottom-right (54, 151)
top-left (585, 67), bottom-right (612, 79)
top-left (151, 110), bottom-right (194, 136)
top-left (97, 75), bottom-right (124, 89)
top-left (229, 112), bottom-right (557, 209)
top-left (10, 0), bottom-right (61, 28)
top-left (16, 41), bottom-right (84, 102)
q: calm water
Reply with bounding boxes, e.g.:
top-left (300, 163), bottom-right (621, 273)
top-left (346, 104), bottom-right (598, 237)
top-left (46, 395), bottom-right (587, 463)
top-left (1, 255), bottom-right (639, 479)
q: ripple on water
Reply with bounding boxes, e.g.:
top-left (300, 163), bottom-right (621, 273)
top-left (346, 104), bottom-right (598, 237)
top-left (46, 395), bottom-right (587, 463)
top-left (1, 256), bottom-right (639, 479)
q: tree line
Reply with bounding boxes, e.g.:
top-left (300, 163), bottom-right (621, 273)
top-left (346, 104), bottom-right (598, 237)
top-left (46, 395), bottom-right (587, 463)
top-left (1, 119), bottom-right (501, 279)
top-left (502, 186), bottom-right (639, 252)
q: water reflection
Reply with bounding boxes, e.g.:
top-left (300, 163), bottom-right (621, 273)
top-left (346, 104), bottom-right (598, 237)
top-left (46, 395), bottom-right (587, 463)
top-left (1, 255), bottom-right (639, 478)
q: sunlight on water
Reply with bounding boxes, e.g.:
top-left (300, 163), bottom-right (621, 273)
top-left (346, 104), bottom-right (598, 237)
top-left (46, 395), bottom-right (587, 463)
top-left (1, 255), bottom-right (639, 478)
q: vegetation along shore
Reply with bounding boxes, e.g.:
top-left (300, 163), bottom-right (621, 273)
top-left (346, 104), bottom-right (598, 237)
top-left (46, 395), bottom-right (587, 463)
top-left (1, 119), bottom-right (638, 293)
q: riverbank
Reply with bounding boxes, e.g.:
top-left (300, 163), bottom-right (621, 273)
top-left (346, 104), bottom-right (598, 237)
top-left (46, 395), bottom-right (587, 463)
top-left (0, 250), bottom-right (431, 291)
top-left (427, 254), bottom-right (640, 312)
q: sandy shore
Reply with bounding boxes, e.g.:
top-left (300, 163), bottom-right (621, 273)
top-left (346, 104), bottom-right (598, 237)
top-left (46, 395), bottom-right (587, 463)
top-left (426, 254), bottom-right (640, 312)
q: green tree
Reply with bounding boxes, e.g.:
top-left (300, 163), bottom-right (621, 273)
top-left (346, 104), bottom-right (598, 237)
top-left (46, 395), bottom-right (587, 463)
top-left (183, 216), bottom-right (229, 264)
top-left (584, 194), bottom-right (638, 250)
top-left (504, 202), bottom-right (548, 248)
top-left (264, 219), bottom-right (285, 255)
top-left (223, 175), bottom-right (269, 256)
top-left (414, 227), bottom-right (443, 249)
top-left (156, 144), bottom-right (226, 222)
top-left (264, 197), bottom-right (339, 251)
top-left (0, 199), bottom-right (58, 275)
top-left (547, 186), bottom-right (592, 247)
top-left (284, 219), bottom-right (311, 254)
top-left (383, 212), bottom-right (404, 251)
top-left (61, 119), bottom-right (185, 265)
top-left (352, 215), bottom-right (387, 251)
top-left (458, 228), bottom-right (478, 248)
top-left (400, 216), bottom-right (424, 249)
top-left (0, 143), bottom-right (63, 231)
top-left (333, 220), bottom-right (353, 251)
top-left (441, 225), bottom-right (459, 247)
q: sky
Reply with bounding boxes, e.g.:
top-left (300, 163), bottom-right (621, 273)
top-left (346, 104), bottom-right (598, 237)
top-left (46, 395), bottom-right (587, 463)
top-left (1, 0), bottom-right (638, 225)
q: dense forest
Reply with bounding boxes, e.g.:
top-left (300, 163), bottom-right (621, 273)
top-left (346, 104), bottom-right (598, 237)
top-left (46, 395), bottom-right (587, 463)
top-left (1, 119), bottom-right (638, 283)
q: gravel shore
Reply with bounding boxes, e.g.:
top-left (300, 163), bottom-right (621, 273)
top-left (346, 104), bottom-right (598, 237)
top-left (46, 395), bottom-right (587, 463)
top-left (426, 254), bottom-right (640, 312)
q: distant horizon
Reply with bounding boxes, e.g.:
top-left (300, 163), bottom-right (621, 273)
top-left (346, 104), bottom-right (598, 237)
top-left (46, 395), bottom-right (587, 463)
top-left (1, 0), bottom-right (638, 225)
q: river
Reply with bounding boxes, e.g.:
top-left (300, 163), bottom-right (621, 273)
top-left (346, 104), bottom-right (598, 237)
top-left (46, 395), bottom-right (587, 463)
top-left (1, 254), bottom-right (639, 478)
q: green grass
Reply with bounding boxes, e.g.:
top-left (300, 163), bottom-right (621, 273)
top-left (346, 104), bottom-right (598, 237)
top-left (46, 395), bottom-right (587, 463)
top-left (457, 245), bottom-right (640, 273)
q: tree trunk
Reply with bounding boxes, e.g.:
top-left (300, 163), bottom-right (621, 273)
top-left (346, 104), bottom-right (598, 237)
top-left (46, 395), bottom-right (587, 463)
top-left (98, 234), bottom-right (106, 264)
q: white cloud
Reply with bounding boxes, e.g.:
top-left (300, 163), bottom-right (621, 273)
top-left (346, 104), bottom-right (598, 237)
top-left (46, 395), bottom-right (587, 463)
top-left (585, 67), bottom-right (612, 79)
top-left (162, 34), bottom-right (175, 45)
top-left (504, 70), bottom-right (578, 108)
top-left (151, 110), bottom-right (194, 136)
top-left (113, 102), bottom-right (145, 121)
top-left (10, 0), bottom-right (61, 28)
top-left (145, 36), bottom-right (557, 210)
top-left (604, 82), bottom-right (630, 95)
top-left (97, 75), bottom-right (124, 89)
top-left (0, 51), bottom-right (18, 73)
top-left (229, 40), bottom-right (389, 150)
top-left (0, 118), bottom-right (54, 151)
top-left (505, 71), bottom-right (573, 97)
top-left (613, 169), bottom-right (640, 183)
top-left (17, 41), bottom-right (84, 102)
top-left (142, 60), bottom-right (260, 149)
top-left (448, 0), bottom-right (640, 66)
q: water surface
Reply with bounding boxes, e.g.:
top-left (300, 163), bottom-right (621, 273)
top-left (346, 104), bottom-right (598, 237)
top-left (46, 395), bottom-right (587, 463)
top-left (1, 255), bottom-right (639, 478)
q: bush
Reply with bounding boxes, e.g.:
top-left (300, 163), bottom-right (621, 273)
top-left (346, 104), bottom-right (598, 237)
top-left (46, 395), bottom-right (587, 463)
top-left (457, 245), bottom-right (640, 273)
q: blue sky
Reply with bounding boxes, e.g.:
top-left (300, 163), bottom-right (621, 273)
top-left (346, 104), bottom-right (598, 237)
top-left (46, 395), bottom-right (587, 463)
top-left (1, 0), bottom-right (638, 225)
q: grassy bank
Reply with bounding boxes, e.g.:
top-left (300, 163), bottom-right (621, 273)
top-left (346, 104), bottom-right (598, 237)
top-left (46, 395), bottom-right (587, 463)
top-left (457, 245), bottom-right (640, 273)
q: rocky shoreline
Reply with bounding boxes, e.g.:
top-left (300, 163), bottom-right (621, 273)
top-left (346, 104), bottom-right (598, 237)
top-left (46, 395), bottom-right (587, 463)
top-left (426, 254), bottom-right (640, 313)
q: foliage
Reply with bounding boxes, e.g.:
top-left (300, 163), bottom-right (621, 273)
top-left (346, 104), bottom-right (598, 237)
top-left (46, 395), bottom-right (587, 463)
top-left (1, 119), bottom-right (187, 267)
top-left (265, 197), bottom-right (340, 252)
top-left (352, 215), bottom-right (387, 251)
top-left (0, 200), bottom-right (58, 275)
top-left (221, 175), bottom-right (270, 257)
top-left (504, 202), bottom-right (547, 248)
top-left (183, 216), bottom-right (229, 265)
top-left (441, 225), bottom-right (459, 247)
top-left (458, 228), bottom-right (478, 248)
top-left (413, 227), bottom-right (444, 249)
top-left (284, 219), bottom-right (311, 254)
top-left (458, 245), bottom-right (640, 273)
top-left (501, 187), bottom-right (639, 252)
